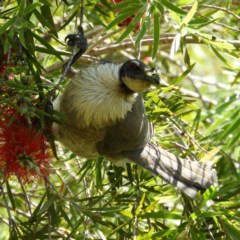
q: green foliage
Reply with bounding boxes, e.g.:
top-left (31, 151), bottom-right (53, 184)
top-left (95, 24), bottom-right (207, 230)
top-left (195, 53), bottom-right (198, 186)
top-left (0, 0), bottom-right (240, 239)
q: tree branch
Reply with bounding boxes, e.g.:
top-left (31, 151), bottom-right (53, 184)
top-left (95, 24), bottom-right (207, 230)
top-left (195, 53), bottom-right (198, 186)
top-left (88, 36), bottom-right (240, 56)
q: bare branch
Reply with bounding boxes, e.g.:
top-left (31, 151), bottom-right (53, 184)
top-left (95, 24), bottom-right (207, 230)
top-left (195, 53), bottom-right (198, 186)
top-left (201, 4), bottom-right (240, 20)
top-left (89, 36), bottom-right (240, 56)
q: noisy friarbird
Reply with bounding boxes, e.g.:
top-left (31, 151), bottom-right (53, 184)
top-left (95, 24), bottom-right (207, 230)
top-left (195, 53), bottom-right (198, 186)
top-left (53, 59), bottom-right (217, 199)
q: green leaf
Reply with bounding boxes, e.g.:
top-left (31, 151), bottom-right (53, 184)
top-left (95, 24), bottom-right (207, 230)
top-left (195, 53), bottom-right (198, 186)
top-left (29, 193), bottom-right (47, 221)
top-left (169, 10), bottom-right (181, 25)
top-left (135, 22), bottom-right (147, 45)
top-left (50, 201), bottom-right (59, 227)
top-left (33, 32), bottom-right (63, 60)
top-left (107, 10), bottom-right (137, 30)
top-left (215, 95), bottom-right (238, 113)
top-left (161, 0), bottom-right (186, 15)
top-left (39, 0), bottom-right (52, 6)
top-left (221, 216), bottom-right (240, 240)
top-left (192, 109), bottom-right (201, 133)
top-left (183, 45), bottom-right (191, 67)
top-left (214, 182), bottom-right (240, 200)
top-left (199, 147), bottom-right (221, 163)
top-left (201, 185), bottom-right (218, 207)
top-left (25, 55), bottom-right (44, 100)
top-left (95, 157), bottom-right (104, 189)
top-left (99, 0), bottom-right (113, 10)
top-left (24, 2), bottom-right (42, 15)
top-left (135, 193), bottom-right (145, 215)
top-left (152, 8), bottom-right (160, 58)
top-left (33, 8), bottom-right (55, 35)
top-left (219, 109), bottom-right (240, 138)
top-left (18, 29), bottom-right (27, 49)
top-left (111, 0), bottom-right (141, 11)
top-left (17, 0), bottom-right (26, 15)
top-left (215, 200), bottom-right (240, 209)
top-left (173, 63), bottom-right (196, 85)
top-left (200, 36), bottom-right (236, 50)
top-left (38, 195), bottom-right (56, 216)
top-left (153, 228), bottom-right (182, 238)
top-left (0, 17), bottom-right (16, 35)
top-left (117, 10), bottom-right (144, 43)
top-left (232, 72), bottom-right (240, 85)
top-left (94, 3), bottom-right (110, 17)
top-left (226, 131), bottom-right (240, 150)
top-left (40, 4), bottom-right (56, 31)
top-left (190, 17), bottom-right (217, 29)
top-left (6, 181), bottom-right (16, 211)
top-left (190, 211), bottom-right (223, 221)
top-left (170, 33), bottom-right (181, 57)
top-left (107, 222), bottom-right (131, 238)
top-left (155, 2), bottom-right (164, 15)
top-left (141, 211), bottom-right (184, 220)
top-left (211, 46), bottom-right (235, 69)
top-left (60, 11), bottom-right (78, 30)
top-left (138, 227), bottom-right (154, 240)
top-left (24, 29), bottom-right (35, 52)
top-left (181, 1), bottom-right (198, 28)
top-left (35, 46), bottom-right (67, 59)
top-left (60, 206), bottom-right (74, 228)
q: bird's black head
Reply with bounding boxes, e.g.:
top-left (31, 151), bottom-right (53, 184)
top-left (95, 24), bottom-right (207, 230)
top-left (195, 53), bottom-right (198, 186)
top-left (119, 59), bottom-right (160, 93)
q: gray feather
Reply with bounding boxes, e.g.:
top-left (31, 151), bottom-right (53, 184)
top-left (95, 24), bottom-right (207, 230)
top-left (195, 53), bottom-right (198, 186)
top-left (96, 94), bottom-right (152, 155)
top-left (115, 143), bottom-right (217, 199)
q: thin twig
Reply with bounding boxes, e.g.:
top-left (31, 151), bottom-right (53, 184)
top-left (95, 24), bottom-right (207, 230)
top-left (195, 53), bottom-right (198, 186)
top-left (0, 216), bottom-right (9, 225)
top-left (158, 51), bottom-right (218, 106)
top-left (89, 36), bottom-right (240, 56)
top-left (46, 44), bottom-right (78, 99)
top-left (0, 181), bottom-right (13, 231)
top-left (44, 55), bottom-right (97, 74)
top-left (79, 0), bottom-right (84, 27)
top-left (182, 4), bottom-right (240, 32)
top-left (171, 116), bottom-right (208, 154)
top-left (190, 80), bottom-right (208, 109)
top-left (85, 25), bottom-right (105, 38)
top-left (190, 75), bottom-right (230, 90)
top-left (84, 28), bottom-right (123, 55)
top-left (200, 4), bottom-right (240, 20)
top-left (0, 203), bottom-right (31, 218)
top-left (42, 34), bottom-right (239, 75)
top-left (0, 0), bottom-right (2, 12)
top-left (44, 180), bottom-right (53, 240)
top-left (19, 178), bottom-right (32, 215)
top-left (180, 87), bottom-right (217, 105)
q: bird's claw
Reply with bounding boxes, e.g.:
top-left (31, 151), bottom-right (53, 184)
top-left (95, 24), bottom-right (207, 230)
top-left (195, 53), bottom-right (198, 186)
top-left (65, 34), bottom-right (87, 50)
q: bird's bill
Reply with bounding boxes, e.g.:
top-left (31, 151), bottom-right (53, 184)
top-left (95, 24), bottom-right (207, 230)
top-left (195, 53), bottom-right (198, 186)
top-left (144, 68), bottom-right (161, 86)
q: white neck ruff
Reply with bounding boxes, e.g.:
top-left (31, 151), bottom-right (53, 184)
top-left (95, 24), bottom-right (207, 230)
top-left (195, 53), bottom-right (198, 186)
top-left (63, 63), bottom-right (137, 127)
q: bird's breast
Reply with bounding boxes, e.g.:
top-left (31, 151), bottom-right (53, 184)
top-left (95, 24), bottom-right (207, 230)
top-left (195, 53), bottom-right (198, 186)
top-left (61, 64), bottom-right (138, 128)
top-left (52, 122), bottom-right (104, 158)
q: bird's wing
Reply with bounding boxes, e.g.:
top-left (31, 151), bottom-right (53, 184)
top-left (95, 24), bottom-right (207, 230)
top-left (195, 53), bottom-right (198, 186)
top-left (96, 94), bottom-right (152, 155)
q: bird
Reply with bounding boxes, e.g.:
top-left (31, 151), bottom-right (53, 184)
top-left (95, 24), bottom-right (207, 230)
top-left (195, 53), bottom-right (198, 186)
top-left (53, 59), bottom-right (217, 199)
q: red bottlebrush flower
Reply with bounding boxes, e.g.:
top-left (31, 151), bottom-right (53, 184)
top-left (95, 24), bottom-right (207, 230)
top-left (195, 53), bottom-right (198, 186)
top-left (0, 65), bottom-right (6, 75)
top-left (111, 0), bottom-right (140, 31)
top-left (0, 106), bottom-right (51, 182)
top-left (0, 51), bottom-right (15, 82)
top-left (118, 16), bottom-right (134, 27)
top-left (0, 53), bottom-right (10, 75)
top-left (118, 17), bottom-right (140, 31)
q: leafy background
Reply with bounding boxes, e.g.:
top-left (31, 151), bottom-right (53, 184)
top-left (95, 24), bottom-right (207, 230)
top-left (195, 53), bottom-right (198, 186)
top-left (0, 0), bottom-right (240, 239)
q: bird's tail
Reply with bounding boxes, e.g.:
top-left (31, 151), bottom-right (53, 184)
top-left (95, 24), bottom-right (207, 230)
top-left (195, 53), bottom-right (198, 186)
top-left (122, 143), bottom-right (218, 199)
